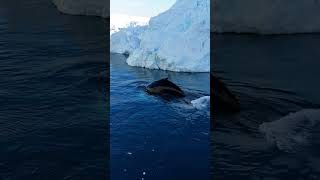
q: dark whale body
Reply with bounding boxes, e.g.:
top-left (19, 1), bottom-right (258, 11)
top-left (146, 78), bottom-right (185, 97)
top-left (146, 76), bottom-right (240, 112)
top-left (211, 74), bottom-right (240, 112)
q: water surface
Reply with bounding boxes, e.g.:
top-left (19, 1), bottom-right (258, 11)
top-left (212, 34), bottom-right (320, 179)
top-left (110, 53), bottom-right (210, 180)
top-left (0, 0), bottom-right (108, 179)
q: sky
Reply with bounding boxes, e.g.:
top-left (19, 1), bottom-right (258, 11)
top-left (111, 0), bottom-right (176, 18)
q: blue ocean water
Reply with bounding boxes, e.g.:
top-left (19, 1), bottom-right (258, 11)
top-left (0, 0), bottom-right (108, 179)
top-left (212, 34), bottom-right (320, 179)
top-left (110, 53), bottom-right (210, 180)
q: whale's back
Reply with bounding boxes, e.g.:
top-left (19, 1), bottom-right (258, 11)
top-left (146, 78), bottom-right (185, 97)
top-left (211, 74), bottom-right (240, 112)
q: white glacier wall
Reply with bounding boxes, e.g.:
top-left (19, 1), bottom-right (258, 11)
top-left (214, 0), bottom-right (320, 34)
top-left (111, 0), bottom-right (210, 72)
top-left (110, 24), bottom-right (148, 54)
top-left (52, 0), bottom-right (320, 34)
top-left (52, 0), bottom-right (109, 18)
top-left (110, 14), bottom-right (149, 35)
top-left (53, 0), bottom-right (320, 71)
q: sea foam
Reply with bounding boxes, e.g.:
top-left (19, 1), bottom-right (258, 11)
top-left (260, 109), bottom-right (320, 152)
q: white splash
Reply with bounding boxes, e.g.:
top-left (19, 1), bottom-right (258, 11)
top-left (191, 96), bottom-right (210, 110)
top-left (260, 109), bottom-right (320, 152)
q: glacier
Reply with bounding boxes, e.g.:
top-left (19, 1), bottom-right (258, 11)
top-left (110, 14), bottom-right (149, 35)
top-left (110, 23), bottom-right (148, 54)
top-left (52, 0), bottom-right (320, 34)
top-left (53, 0), bottom-right (320, 71)
top-left (111, 0), bottom-right (210, 72)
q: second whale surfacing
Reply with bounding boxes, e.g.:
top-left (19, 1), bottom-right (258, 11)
top-left (146, 78), bottom-right (185, 98)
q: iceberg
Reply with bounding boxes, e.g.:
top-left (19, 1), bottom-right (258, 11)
top-left (53, 0), bottom-right (320, 71)
top-left (111, 0), bottom-right (210, 72)
top-left (110, 23), bottom-right (148, 54)
top-left (110, 14), bottom-right (149, 35)
top-left (260, 109), bottom-right (320, 152)
top-left (53, 0), bottom-right (320, 34)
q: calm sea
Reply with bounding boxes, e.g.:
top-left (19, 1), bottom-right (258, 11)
top-left (110, 53), bottom-right (210, 180)
top-left (212, 34), bottom-right (320, 179)
top-left (0, 0), bottom-right (108, 179)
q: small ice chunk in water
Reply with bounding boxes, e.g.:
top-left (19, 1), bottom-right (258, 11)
top-left (127, 152), bottom-right (132, 155)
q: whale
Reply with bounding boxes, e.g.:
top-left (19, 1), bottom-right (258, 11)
top-left (211, 74), bottom-right (240, 112)
top-left (146, 78), bottom-right (185, 97)
top-left (146, 76), bottom-right (240, 112)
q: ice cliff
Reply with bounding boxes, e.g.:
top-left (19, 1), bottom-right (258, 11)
top-left (52, 0), bottom-right (320, 34)
top-left (110, 23), bottom-right (148, 54)
top-left (54, 0), bottom-right (320, 71)
top-left (110, 14), bottom-right (149, 35)
top-left (111, 0), bottom-right (210, 72)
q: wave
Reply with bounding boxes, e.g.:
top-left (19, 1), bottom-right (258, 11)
top-left (260, 109), bottom-right (320, 152)
top-left (191, 96), bottom-right (210, 110)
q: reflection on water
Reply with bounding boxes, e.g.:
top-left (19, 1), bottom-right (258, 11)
top-left (110, 53), bottom-right (210, 180)
top-left (212, 34), bottom-right (320, 179)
